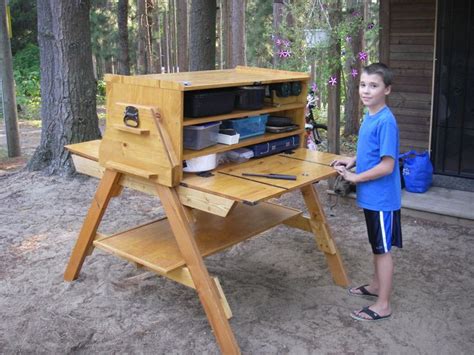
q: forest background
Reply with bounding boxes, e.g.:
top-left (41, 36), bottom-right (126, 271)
top-left (1, 0), bottom-right (380, 174)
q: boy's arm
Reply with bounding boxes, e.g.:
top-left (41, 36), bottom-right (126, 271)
top-left (335, 156), bottom-right (394, 183)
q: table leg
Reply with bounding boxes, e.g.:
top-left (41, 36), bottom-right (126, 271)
top-left (156, 185), bottom-right (240, 354)
top-left (301, 184), bottom-right (349, 287)
top-left (64, 169), bottom-right (122, 281)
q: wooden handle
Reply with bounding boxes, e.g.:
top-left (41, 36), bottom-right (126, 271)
top-left (105, 161), bottom-right (158, 179)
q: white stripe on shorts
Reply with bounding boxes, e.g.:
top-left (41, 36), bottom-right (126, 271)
top-left (379, 211), bottom-right (388, 253)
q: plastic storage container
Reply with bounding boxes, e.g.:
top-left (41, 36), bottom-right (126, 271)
top-left (235, 86), bottom-right (265, 110)
top-left (221, 114), bottom-right (268, 139)
top-left (249, 135), bottom-right (300, 158)
top-left (226, 148), bottom-right (254, 163)
top-left (184, 89), bottom-right (236, 118)
top-left (183, 154), bottom-right (218, 172)
top-left (183, 121), bottom-right (221, 150)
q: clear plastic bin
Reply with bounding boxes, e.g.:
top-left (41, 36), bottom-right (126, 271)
top-left (183, 121), bottom-right (221, 150)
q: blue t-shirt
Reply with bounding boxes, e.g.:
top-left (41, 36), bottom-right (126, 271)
top-left (356, 106), bottom-right (401, 211)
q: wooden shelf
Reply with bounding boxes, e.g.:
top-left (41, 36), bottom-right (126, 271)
top-left (93, 202), bottom-right (301, 274)
top-left (183, 103), bottom-right (305, 126)
top-left (183, 129), bottom-right (305, 160)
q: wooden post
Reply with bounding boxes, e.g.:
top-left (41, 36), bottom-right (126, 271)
top-left (156, 185), bottom-right (240, 354)
top-left (301, 184), bottom-right (349, 287)
top-left (64, 169), bottom-right (122, 281)
top-left (0, 0), bottom-right (21, 157)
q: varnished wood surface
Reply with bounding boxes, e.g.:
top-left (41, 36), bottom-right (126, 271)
top-left (93, 202), bottom-right (301, 274)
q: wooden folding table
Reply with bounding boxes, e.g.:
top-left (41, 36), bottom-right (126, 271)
top-left (64, 141), bottom-right (349, 354)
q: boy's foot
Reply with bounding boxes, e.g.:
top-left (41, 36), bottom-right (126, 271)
top-left (350, 306), bottom-right (391, 322)
top-left (348, 284), bottom-right (378, 297)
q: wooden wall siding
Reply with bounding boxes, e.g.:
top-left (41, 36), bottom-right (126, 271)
top-left (385, 0), bottom-right (436, 152)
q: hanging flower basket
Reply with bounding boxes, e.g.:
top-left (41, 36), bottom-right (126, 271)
top-left (304, 29), bottom-right (329, 47)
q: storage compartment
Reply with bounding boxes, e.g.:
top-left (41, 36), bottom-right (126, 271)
top-left (235, 86), bottom-right (265, 110)
top-left (248, 135), bottom-right (300, 158)
top-left (184, 89), bottom-right (236, 118)
top-left (221, 114), bottom-right (268, 139)
top-left (183, 121), bottom-right (221, 150)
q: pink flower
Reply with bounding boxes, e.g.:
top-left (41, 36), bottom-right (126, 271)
top-left (283, 39), bottom-right (291, 48)
top-left (346, 35), bottom-right (352, 43)
top-left (328, 76), bottom-right (338, 86)
top-left (358, 51), bottom-right (368, 61)
top-left (351, 68), bottom-right (358, 78)
top-left (367, 22), bottom-right (375, 30)
top-left (278, 49), bottom-right (291, 58)
top-left (311, 82), bottom-right (318, 92)
top-left (275, 38), bottom-right (282, 46)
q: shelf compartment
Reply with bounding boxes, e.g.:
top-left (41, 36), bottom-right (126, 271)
top-left (183, 129), bottom-right (305, 160)
top-left (93, 202), bottom-right (301, 274)
top-left (183, 103), bottom-right (305, 126)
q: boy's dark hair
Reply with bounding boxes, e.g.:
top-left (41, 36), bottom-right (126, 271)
top-left (362, 62), bottom-right (393, 87)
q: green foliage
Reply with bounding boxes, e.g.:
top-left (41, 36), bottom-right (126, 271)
top-left (9, 0), bottom-right (38, 55)
top-left (13, 44), bottom-right (41, 119)
top-left (246, 0), bottom-right (273, 68)
top-left (96, 80), bottom-right (106, 104)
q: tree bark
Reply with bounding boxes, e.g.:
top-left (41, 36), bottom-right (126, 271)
top-left (225, 0), bottom-right (246, 69)
top-left (0, 0), bottom-right (21, 157)
top-left (343, 0), bottom-right (363, 136)
top-left (189, 0), bottom-right (216, 71)
top-left (137, 0), bottom-right (152, 74)
top-left (28, 0), bottom-right (100, 175)
top-left (272, 0), bottom-right (284, 67)
top-left (117, 0), bottom-right (130, 75)
top-left (176, 0), bottom-right (188, 72)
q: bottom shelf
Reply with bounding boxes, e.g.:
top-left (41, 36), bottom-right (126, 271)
top-left (93, 202), bottom-right (301, 274)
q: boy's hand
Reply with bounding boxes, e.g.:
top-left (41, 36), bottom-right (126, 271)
top-left (335, 166), bottom-right (358, 183)
top-left (330, 156), bottom-right (356, 169)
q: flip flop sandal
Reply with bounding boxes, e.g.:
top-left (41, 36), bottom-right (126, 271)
top-left (350, 306), bottom-right (391, 322)
top-left (348, 284), bottom-right (378, 298)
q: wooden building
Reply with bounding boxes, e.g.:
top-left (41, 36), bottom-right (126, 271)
top-left (380, 0), bottom-right (473, 182)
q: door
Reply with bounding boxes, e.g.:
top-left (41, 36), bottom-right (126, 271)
top-left (432, 0), bottom-right (474, 178)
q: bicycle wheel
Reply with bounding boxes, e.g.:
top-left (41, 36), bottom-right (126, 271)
top-left (312, 123), bottom-right (327, 144)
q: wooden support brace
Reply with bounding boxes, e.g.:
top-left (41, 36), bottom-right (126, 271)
top-left (64, 169), bottom-right (122, 281)
top-left (156, 184), bottom-right (240, 354)
top-left (301, 184), bottom-right (349, 287)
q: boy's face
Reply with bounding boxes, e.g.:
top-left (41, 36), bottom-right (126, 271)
top-left (359, 72), bottom-right (391, 113)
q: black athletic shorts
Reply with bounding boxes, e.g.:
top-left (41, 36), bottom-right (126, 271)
top-left (363, 209), bottom-right (402, 254)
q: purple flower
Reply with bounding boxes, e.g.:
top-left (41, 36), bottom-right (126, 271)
top-left (358, 51), bottom-right (368, 61)
top-left (351, 68), bottom-right (358, 78)
top-left (311, 82), bottom-right (318, 92)
top-left (346, 35), bottom-right (352, 43)
top-left (352, 10), bottom-right (361, 17)
top-left (275, 38), bottom-right (282, 46)
top-left (367, 22), bottom-right (375, 30)
top-left (278, 49), bottom-right (291, 58)
top-left (283, 39), bottom-right (291, 48)
top-left (328, 76), bottom-right (338, 86)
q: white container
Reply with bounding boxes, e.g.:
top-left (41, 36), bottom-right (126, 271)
top-left (183, 153), bottom-right (218, 172)
top-left (217, 132), bottom-right (240, 145)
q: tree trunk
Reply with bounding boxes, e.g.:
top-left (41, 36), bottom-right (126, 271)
top-left (176, 0), bottom-right (188, 72)
top-left (225, 0), bottom-right (246, 69)
top-left (189, 0), bottom-right (216, 71)
top-left (272, 0), bottom-right (284, 67)
top-left (152, 5), bottom-right (162, 73)
top-left (117, 0), bottom-right (130, 75)
top-left (29, 0), bottom-right (100, 175)
top-left (0, 0), bottom-right (21, 157)
top-left (343, 0), bottom-right (363, 136)
top-left (137, 0), bottom-right (151, 74)
top-left (327, 0), bottom-right (342, 154)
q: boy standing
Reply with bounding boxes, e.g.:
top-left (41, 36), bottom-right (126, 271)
top-left (331, 63), bottom-right (402, 321)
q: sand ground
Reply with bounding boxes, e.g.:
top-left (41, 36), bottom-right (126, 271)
top-left (1, 122), bottom-right (474, 353)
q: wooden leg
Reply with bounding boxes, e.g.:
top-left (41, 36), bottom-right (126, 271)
top-left (301, 184), bottom-right (349, 287)
top-left (64, 169), bottom-right (122, 281)
top-left (156, 185), bottom-right (240, 354)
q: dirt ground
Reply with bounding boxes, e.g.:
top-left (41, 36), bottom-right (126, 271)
top-left (1, 121), bottom-right (474, 354)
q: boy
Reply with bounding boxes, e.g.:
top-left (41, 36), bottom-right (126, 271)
top-left (331, 62), bottom-right (402, 321)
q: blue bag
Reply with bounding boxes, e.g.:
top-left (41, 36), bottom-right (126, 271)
top-left (399, 150), bottom-right (433, 193)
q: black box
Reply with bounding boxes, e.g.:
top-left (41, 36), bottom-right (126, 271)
top-left (184, 89), bottom-right (236, 118)
top-left (235, 86), bottom-right (265, 110)
top-left (248, 135), bottom-right (300, 158)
